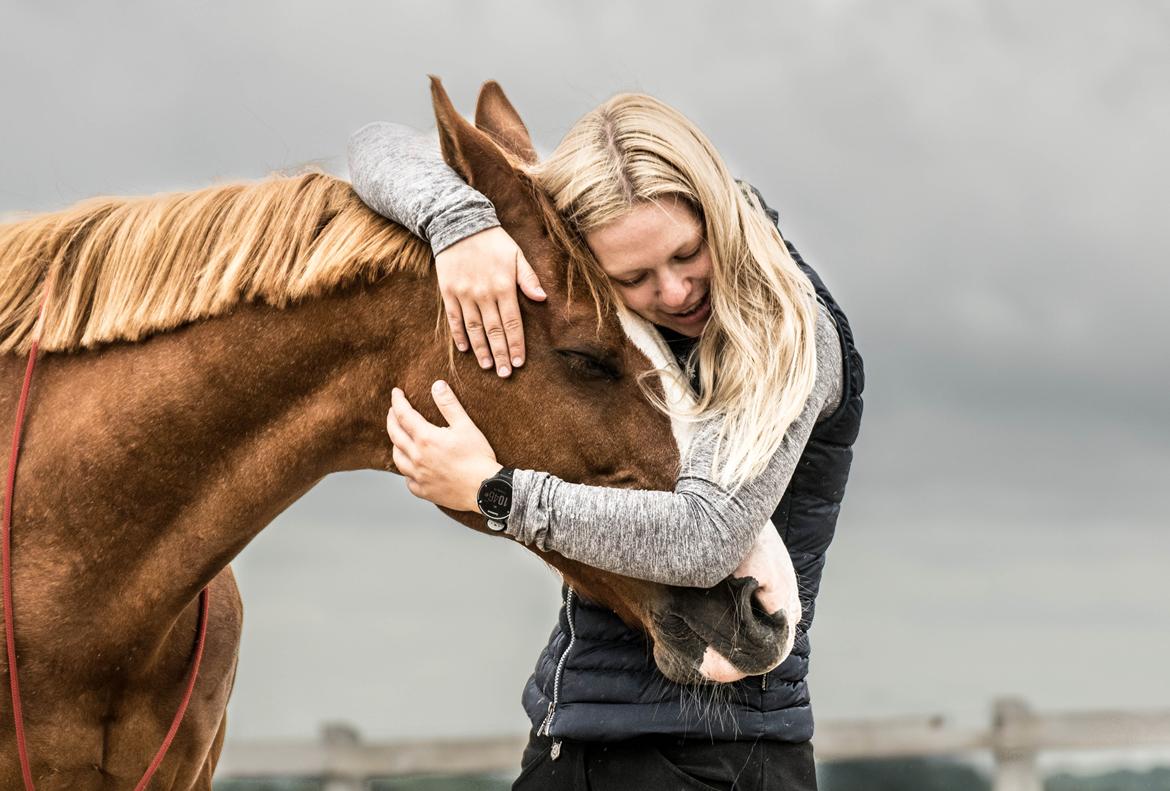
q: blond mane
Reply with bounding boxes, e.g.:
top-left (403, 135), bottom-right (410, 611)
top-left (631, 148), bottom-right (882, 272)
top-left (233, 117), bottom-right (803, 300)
top-left (0, 171), bottom-right (431, 354)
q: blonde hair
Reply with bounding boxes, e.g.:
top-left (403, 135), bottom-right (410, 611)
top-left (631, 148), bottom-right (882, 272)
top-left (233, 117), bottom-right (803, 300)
top-left (528, 93), bottom-right (819, 491)
top-left (0, 172), bottom-right (430, 354)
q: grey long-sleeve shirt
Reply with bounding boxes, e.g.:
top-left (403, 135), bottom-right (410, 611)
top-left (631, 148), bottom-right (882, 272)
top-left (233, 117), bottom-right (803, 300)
top-left (349, 122), bottom-right (503, 255)
top-left (347, 121), bottom-right (844, 588)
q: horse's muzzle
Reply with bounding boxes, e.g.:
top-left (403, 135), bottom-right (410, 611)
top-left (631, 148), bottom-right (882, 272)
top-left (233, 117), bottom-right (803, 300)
top-left (652, 575), bottom-right (793, 684)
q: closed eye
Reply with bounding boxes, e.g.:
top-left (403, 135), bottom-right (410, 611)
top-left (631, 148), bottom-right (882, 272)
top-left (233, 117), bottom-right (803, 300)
top-left (614, 272), bottom-right (647, 288)
top-left (612, 241), bottom-right (704, 287)
top-left (556, 349), bottom-right (622, 381)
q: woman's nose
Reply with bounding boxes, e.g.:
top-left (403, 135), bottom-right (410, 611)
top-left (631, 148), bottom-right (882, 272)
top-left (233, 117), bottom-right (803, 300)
top-left (659, 274), bottom-right (691, 308)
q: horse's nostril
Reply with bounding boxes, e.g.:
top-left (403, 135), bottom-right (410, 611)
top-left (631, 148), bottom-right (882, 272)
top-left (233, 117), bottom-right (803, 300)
top-left (730, 579), bottom-right (791, 667)
top-left (752, 600), bottom-right (787, 633)
top-left (749, 588), bottom-right (772, 621)
top-left (732, 576), bottom-right (782, 633)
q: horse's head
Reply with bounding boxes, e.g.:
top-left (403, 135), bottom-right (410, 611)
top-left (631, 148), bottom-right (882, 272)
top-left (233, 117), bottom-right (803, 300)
top-left (386, 77), bottom-right (796, 685)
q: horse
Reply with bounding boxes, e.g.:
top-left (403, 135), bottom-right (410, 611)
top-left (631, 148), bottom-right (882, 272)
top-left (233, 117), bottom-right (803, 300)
top-left (0, 77), bottom-right (794, 788)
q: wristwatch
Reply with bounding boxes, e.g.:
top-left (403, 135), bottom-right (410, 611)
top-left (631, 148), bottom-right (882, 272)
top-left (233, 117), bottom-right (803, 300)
top-left (476, 467), bottom-right (514, 532)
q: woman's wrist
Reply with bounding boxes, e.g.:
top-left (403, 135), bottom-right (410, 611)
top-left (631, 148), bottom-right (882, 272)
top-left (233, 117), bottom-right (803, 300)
top-left (429, 211), bottom-right (501, 257)
top-left (467, 460), bottom-right (505, 513)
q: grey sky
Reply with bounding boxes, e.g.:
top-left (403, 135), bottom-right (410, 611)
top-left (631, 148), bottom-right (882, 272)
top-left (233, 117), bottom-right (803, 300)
top-left (2, 0), bottom-right (1167, 742)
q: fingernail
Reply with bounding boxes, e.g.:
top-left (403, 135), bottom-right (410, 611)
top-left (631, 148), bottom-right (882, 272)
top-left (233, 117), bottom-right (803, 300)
top-left (433, 380), bottom-right (447, 393)
top-left (536, 288), bottom-right (547, 297)
top-left (480, 358), bottom-right (492, 368)
top-left (392, 387), bottom-right (401, 397)
top-left (498, 366), bottom-right (510, 377)
top-left (456, 343), bottom-right (468, 352)
top-left (512, 356), bottom-right (523, 367)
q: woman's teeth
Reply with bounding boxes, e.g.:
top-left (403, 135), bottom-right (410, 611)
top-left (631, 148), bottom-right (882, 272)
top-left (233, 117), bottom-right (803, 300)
top-left (675, 294), bottom-right (707, 316)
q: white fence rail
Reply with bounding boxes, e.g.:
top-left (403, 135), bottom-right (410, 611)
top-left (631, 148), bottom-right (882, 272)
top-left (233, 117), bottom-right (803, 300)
top-left (216, 697), bottom-right (1170, 790)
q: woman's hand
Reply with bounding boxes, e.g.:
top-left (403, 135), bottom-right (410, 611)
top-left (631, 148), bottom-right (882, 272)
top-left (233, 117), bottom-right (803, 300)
top-left (435, 226), bottom-right (547, 378)
top-left (386, 380), bottom-right (503, 513)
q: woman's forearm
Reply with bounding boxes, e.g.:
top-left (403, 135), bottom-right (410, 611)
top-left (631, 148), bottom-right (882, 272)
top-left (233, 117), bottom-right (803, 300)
top-left (505, 303), bottom-right (844, 588)
top-left (509, 467), bottom-right (768, 588)
top-left (346, 121), bottom-right (501, 255)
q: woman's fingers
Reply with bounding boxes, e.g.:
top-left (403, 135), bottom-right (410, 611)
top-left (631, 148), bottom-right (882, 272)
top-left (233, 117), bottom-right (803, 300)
top-left (387, 405), bottom-right (419, 481)
top-left (441, 293), bottom-right (470, 353)
top-left (404, 477), bottom-right (424, 498)
top-left (385, 403), bottom-right (416, 456)
top-left (516, 251), bottom-right (547, 302)
top-left (391, 443), bottom-right (416, 479)
top-left (495, 292), bottom-right (525, 371)
top-left (432, 228), bottom-right (541, 373)
top-left (430, 380), bottom-right (470, 428)
top-left (391, 387), bottom-right (436, 438)
top-left (500, 250), bottom-right (542, 368)
top-left (459, 300), bottom-right (493, 370)
top-left (477, 301), bottom-right (512, 377)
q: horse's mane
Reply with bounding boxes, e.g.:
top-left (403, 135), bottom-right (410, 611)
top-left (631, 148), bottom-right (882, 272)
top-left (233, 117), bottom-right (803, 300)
top-left (0, 171), bottom-right (431, 354)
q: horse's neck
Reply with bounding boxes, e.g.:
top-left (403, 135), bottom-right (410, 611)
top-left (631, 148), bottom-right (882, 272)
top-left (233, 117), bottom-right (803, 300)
top-left (4, 276), bottom-right (434, 649)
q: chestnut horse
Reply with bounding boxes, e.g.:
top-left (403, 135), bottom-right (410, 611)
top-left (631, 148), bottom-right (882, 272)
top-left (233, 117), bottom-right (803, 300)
top-left (0, 78), bottom-right (795, 788)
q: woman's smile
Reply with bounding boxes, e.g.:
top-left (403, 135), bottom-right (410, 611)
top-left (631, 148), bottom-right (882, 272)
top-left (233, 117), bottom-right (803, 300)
top-left (664, 290), bottom-right (711, 326)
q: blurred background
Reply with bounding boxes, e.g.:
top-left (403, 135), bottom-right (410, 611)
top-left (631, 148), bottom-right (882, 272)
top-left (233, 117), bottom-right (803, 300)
top-left (3, 1), bottom-right (1167, 788)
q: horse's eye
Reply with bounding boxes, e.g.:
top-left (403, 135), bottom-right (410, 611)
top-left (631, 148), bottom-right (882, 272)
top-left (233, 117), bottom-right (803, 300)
top-left (556, 349), bottom-right (622, 381)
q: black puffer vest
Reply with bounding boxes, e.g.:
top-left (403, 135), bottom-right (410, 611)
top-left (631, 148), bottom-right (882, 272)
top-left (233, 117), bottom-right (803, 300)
top-left (521, 184), bottom-right (865, 744)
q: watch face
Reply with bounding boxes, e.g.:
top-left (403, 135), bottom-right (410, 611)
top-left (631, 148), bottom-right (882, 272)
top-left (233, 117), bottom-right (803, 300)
top-left (478, 478), bottom-right (512, 520)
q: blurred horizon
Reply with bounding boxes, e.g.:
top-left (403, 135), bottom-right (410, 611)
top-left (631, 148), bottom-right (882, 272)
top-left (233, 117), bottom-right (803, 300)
top-left (2, 0), bottom-right (1167, 746)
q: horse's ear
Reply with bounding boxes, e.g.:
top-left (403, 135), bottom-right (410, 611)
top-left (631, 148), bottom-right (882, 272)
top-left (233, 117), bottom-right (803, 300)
top-left (474, 81), bottom-right (539, 166)
top-left (428, 76), bottom-right (527, 206)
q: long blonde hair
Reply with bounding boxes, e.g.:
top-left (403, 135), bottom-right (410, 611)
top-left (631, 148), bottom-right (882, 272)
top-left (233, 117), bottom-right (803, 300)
top-left (529, 93), bottom-right (819, 491)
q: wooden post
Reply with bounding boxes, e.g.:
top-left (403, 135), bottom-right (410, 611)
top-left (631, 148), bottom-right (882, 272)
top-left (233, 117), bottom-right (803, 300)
top-left (992, 697), bottom-right (1042, 791)
top-left (321, 723), bottom-right (365, 791)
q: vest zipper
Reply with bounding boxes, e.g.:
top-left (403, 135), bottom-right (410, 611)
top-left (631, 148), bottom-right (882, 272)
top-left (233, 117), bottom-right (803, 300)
top-left (537, 586), bottom-right (577, 759)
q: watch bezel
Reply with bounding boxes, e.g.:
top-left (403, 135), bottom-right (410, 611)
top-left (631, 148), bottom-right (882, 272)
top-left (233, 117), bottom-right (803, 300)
top-left (477, 470), bottom-right (513, 522)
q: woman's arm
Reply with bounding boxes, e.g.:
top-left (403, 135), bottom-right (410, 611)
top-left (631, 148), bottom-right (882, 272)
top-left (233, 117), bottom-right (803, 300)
top-left (347, 121), bottom-right (501, 255)
top-left (505, 301), bottom-right (844, 588)
top-left (347, 121), bottom-right (545, 374)
top-left (387, 300), bottom-right (844, 588)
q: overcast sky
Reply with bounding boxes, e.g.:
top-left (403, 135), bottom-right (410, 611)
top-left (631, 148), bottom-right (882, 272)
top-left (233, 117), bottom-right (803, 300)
top-left (3, 0), bottom-right (1167, 746)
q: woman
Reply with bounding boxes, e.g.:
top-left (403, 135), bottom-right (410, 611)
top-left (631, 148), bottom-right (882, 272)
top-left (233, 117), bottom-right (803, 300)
top-left (348, 92), bottom-right (863, 791)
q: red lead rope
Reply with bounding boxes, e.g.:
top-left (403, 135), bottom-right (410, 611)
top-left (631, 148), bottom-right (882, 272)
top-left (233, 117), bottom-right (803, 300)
top-left (3, 277), bottom-right (210, 790)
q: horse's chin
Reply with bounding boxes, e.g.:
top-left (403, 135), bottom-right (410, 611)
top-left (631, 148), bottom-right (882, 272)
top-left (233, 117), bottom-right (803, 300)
top-left (650, 624), bottom-right (786, 686)
top-left (651, 639), bottom-right (706, 685)
top-left (699, 646), bottom-right (751, 683)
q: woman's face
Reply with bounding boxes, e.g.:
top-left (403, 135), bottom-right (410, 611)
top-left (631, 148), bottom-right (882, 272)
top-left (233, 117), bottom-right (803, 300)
top-left (585, 194), bottom-right (714, 338)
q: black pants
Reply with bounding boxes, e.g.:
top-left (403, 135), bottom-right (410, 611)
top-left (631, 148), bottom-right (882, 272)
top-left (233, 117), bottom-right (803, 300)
top-left (513, 730), bottom-right (818, 790)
